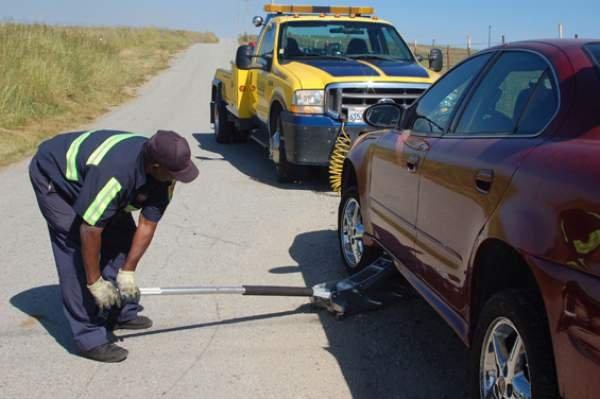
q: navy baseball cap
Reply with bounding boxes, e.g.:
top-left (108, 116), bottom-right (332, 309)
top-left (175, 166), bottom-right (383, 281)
top-left (146, 130), bottom-right (199, 183)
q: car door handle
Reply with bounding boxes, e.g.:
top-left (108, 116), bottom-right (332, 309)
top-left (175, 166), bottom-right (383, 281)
top-left (475, 169), bottom-right (494, 193)
top-left (406, 155), bottom-right (420, 173)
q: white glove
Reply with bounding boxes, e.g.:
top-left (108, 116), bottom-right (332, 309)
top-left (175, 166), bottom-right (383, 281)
top-left (117, 270), bottom-right (140, 303)
top-left (87, 277), bottom-right (121, 311)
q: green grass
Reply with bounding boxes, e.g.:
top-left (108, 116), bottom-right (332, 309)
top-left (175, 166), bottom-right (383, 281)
top-left (0, 23), bottom-right (218, 166)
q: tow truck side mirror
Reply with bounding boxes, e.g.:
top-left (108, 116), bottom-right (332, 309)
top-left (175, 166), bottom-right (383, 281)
top-left (252, 16), bottom-right (264, 27)
top-left (235, 45), bottom-right (254, 70)
top-left (428, 48), bottom-right (444, 72)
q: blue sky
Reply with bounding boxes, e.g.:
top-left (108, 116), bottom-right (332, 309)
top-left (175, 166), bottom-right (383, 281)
top-left (1, 0), bottom-right (597, 48)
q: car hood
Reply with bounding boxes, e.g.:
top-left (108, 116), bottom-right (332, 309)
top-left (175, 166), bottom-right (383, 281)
top-left (280, 58), bottom-right (437, 88)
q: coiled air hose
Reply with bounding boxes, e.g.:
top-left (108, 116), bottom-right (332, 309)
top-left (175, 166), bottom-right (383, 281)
top-left (328, 121), bottom-right (352, 192)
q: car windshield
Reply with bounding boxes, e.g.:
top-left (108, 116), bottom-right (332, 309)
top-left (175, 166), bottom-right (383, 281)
top-left (278, 21), bottom-right (414, 62)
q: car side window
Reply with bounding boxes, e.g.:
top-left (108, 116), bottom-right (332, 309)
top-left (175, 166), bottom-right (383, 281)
top-left (453, 51), bottom-right (558, 136)
top-left (584, 43), bottom-right (600, 69)
top-left (410, 53), bottom-right (493, 134)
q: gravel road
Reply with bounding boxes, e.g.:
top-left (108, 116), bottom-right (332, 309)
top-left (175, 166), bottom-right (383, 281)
top-left (0, 40), bottom-right (469, 399)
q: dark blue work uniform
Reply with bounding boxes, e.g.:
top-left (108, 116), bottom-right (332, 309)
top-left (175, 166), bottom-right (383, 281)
top-left (29, 130), bottom-right (174, 351)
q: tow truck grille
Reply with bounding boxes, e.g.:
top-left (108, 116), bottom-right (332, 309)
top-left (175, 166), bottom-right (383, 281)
top-left (325, 83), bottom-right (430, 121)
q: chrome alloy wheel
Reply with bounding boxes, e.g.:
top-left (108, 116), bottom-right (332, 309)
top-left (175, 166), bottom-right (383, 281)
top-left (341, 197), bottom-right (365, 268)
top-left (481, 317), bottom-right (531, 399)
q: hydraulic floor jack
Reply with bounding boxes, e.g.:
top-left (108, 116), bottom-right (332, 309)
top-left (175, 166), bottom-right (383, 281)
top-left (140, 257), bottom-right (404, 318)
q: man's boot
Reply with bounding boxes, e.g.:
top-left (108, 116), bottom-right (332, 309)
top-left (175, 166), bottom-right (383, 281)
top-left (80, 343), bottom-right (128, 362)
top-left (112, 315), bottom-right (153, 331)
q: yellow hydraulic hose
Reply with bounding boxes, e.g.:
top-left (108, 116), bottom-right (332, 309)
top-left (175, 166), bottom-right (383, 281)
top-left (328, 123), bottom-right (352, 192)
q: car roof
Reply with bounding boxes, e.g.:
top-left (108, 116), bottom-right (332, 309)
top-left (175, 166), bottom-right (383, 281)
top-left (481, 39), bottom-right (599, 76)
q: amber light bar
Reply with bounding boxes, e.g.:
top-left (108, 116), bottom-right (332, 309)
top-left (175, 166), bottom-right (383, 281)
top-left (264, 4), bottom-right (374, 15)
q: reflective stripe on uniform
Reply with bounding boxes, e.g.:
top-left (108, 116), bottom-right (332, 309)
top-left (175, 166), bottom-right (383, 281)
top-left (82, 177), bottom-right (122, 225)
top-left (86, 133), bottom-right (140, 166)
top-left (124, 204), bottom-right (140, 213)
top-left (65, 130), bottom-right (96, 181)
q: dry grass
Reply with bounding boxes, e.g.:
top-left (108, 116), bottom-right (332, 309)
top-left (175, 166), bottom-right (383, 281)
top-left (238, 33), bottom-right (258, 45)
top-left (0, 23), bottom-right (218, 166)
top-left (412, 44), bottom-right (474, 72)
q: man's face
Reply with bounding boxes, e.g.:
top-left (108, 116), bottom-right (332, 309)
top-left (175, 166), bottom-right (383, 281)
top-left (149, 164), bottom-right (174, 182)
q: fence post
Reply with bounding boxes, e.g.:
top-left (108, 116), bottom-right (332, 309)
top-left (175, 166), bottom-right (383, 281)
top-left (467, 35), bottom-right (471, 56)
top-left (413, 39), bottom-right (417, 54)
top-left (558, 23), bottom-right (564, 39)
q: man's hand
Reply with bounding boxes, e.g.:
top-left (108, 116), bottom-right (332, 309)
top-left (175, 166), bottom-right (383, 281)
top-left (87, 277), bottom-right (121, 311)
top-left (117, 270), bottom-right (140, 303)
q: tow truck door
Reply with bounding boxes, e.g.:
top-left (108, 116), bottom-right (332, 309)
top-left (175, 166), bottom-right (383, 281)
top-left (254, 22), bottom-right (276, 128)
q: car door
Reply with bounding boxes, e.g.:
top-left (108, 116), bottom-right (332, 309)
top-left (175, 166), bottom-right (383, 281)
top-left (367, 52), bottom-right (494, 273)
top-left (413, 50), bottom-right (560, 316)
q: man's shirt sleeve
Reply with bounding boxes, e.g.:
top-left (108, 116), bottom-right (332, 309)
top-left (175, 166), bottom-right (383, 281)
top-left (73, 169), bottom-right (125, 227)
top-left (141, 181), bottom-right (175, 223)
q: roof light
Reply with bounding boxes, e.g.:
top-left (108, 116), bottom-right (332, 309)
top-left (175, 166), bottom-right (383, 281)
top-left (263, 4), bottom-right (375, 16)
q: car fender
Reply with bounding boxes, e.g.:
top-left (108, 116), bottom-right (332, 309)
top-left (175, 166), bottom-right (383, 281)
top-left (344, 131), bottom-right (385, 239)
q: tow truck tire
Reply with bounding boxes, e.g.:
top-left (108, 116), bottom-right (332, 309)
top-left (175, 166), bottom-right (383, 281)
top-left (214, 101), bottom-right (234, 144)
top-left (273, 114), bottom-right (296, 183)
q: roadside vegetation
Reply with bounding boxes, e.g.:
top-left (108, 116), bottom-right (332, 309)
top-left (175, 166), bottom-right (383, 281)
top-left (0, 23), bottom-right (218, 166)
top-left (238, 33), bottom-right (258, 44)
top-left (413, 44), bottom-right (473, 72)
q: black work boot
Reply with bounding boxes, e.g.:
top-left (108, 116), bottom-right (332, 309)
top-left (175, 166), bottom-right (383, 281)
top-left (80, 343), bottom-right (128, 363)
top-left (112, 315), bottom-right (153, 331)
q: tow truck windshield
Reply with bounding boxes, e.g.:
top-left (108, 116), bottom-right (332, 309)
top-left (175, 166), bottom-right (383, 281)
top-left (278, 21), bottom-right (414, 62)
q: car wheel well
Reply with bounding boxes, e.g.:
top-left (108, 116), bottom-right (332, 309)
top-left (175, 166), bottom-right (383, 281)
top-left (341, 159), bottom-right (357, 194)
top-left (470, 239), bottom-right (545, 341)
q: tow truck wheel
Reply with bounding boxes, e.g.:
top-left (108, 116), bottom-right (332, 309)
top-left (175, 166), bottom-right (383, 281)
top-left (272, 114), bottom-right (296, 182)
top-left (214, 101), bottom-right (234, 144)
top-left (338, 187), bottom-right (380, 273)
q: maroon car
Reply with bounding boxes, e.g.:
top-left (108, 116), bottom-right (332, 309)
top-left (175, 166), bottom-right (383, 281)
top-left (338, 40), bottom-right (600, 398)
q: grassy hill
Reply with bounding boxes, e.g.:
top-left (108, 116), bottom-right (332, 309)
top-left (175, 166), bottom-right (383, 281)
top-left (0, 23), bottom-right (218, 166)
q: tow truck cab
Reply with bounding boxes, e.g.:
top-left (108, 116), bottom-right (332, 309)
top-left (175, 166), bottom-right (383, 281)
top-left (211, 4), bottom-right (443, 180)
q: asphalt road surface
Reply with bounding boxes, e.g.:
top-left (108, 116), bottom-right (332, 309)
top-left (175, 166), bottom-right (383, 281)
top-left (0, 40), bottom-right (469, 399)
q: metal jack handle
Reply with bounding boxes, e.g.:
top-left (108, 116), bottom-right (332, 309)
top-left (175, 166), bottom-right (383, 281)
top-left (140, 285), bottom-right (315, 297)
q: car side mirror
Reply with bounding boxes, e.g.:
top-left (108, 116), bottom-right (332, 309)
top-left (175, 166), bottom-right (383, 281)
top-left (428, 48), bottom-right (444, 72)
top-left (416, 54), bottom-right (424, 62)
top-left (364, 103), bottom-right (404, 129)
top-left (235, 45), bottom-right (253, 70)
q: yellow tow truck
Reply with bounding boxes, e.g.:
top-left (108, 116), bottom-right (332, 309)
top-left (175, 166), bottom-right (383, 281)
top-left (211, 4), bottom-right (443, 181)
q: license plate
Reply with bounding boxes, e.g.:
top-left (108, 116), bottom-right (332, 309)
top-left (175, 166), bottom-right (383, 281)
top-left (347, 107), bottom-right (367, 123)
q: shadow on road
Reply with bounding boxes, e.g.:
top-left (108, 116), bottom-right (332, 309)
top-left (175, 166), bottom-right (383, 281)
top-left (118, 305), bottom-right (312, 340)
top-left (10, 284), bottom-right (77, 354)
top-left (192, 132), bottom-right (331, 192)
top-left (288, 229), bottom-right (470, 399)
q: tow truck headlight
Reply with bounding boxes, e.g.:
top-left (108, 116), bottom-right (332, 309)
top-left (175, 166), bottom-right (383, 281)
top-left (291, 90), bottom-right (324, 114)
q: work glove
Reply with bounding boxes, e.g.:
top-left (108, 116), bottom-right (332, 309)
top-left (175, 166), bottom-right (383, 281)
top-left (117, 270), bottom-right (141, 304)
top-left (87, 277), bottom-right (121, 311)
